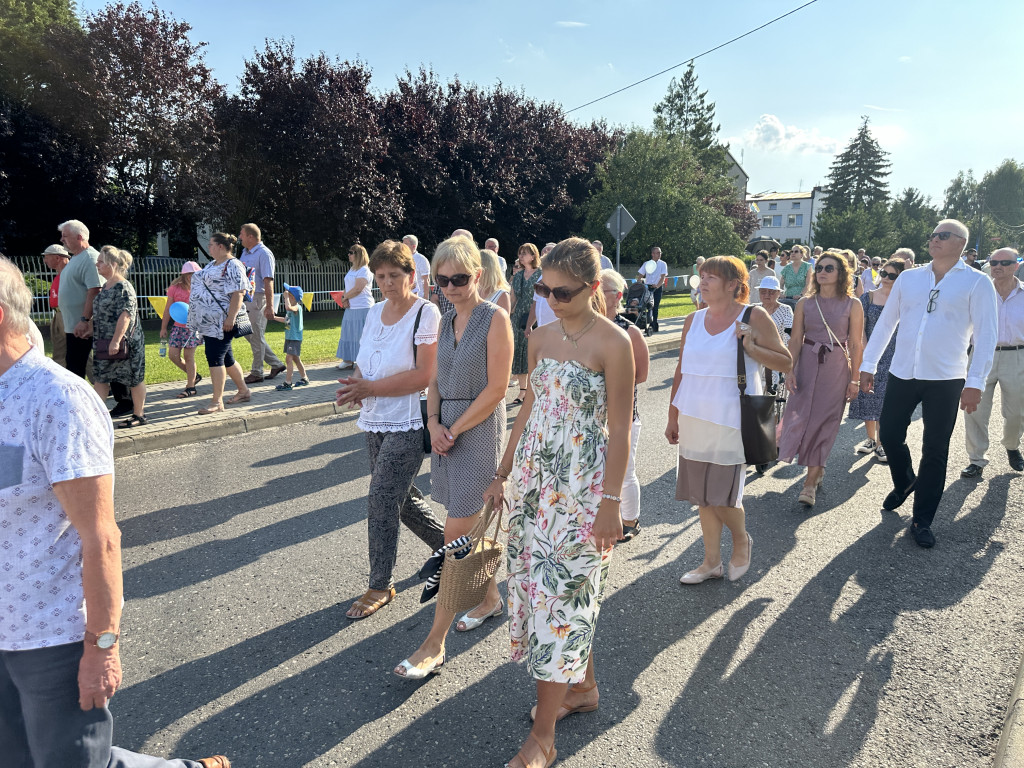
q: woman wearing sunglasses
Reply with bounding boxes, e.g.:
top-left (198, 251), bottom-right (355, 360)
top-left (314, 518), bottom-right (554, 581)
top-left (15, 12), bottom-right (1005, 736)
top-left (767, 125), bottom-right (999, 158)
top-left (484, 238), bottom-right (634, 768)
top-left (849, 257), bottom-right (906, 461)
top-left (393, 236), bottom-right (514, 679)
top-left (778, 251), bottom-right (865, 506)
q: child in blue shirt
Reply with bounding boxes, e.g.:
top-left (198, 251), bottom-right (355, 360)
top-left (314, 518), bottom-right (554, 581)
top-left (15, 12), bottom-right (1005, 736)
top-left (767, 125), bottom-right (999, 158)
top-left (273, 286), bottom-right (308, 390)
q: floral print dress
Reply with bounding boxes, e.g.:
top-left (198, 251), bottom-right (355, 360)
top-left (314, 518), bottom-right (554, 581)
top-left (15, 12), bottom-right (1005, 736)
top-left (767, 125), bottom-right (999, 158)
top-left (506, 358), bottom-right (612, 683)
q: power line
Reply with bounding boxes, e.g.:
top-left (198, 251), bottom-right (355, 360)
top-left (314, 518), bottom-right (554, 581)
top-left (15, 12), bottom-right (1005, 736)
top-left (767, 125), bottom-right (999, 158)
top-left (564, 0), bottom-right (820, 115)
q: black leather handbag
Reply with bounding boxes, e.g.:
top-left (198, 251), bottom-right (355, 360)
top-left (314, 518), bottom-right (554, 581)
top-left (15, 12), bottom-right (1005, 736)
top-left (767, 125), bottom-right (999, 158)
top-left (736, 306), bottom-right (778, 465)
top-left (411, 304), bottom-right (431, 454)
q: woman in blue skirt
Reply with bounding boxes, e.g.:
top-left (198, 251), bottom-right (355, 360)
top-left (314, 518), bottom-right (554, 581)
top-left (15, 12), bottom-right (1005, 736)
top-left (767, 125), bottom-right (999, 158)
top-left (337, 244), bottom-right (375, 369)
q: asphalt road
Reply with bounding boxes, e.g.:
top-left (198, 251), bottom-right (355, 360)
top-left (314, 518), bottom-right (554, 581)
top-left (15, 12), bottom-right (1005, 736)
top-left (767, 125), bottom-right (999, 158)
top-left (111, 349), bottom-right (1024, 768)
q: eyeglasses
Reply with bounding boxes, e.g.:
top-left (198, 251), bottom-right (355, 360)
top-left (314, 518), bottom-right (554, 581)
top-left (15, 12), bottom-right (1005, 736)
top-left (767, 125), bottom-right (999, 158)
top-left (534, 282), bottom-right (588, 303)
top-left (435, 273), bottom-right (472, 288)
top-left (989, 259), bottom-right (1018, 267)
top-left (859, 261), bottom-right (870, 266)
top-left (880, 271), bottom-right (899, 281)
top-left (927, 289), bottom-right (940, 313)
top-left (929, 231), bottom-right (964, 241)
top-left (814, 264), bottom-right (836, 273)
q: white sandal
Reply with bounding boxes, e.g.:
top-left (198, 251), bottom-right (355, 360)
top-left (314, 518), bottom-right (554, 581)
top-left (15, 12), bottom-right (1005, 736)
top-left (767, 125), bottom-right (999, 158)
top-left (393, 652), bottom-right (444, 680)
top-left (455, 598), bottom-right (505, 632)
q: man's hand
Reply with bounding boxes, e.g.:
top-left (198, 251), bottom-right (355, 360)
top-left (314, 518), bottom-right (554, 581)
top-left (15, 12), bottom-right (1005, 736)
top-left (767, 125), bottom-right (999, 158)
top-left (263, 304), bottom-right (274, 320)
top-left (960, 387), bottom-right (982, 414)
top-left (73, 319), bottom-right (92, 338)
top-left (859, 371), bottom-right (874, 394)
top-left (78, 645), bottom-right (122, 711)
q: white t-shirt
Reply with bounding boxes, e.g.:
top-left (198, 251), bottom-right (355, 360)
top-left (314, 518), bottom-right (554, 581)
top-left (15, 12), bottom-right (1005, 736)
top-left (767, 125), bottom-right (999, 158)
top-left (600, 255), bottom-right (613, 270)
top-left (533, 293), bottom-right (557, 326)
top-left (0, 348), bottom-right (115, 650)
top-left (345, 265), bottom-right (375, 309)
top-left (355, 298), bottom-right (440, 432)
top-left (412, 252), bottom-right (431, 296)
top-left (640, 259), bottom-right (669, 287)
top-left (498, 256), bottom-right (508, 275)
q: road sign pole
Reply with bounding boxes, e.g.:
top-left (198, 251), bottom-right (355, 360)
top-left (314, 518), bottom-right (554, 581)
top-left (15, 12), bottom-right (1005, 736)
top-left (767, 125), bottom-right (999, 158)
top-left (616, 205), bottom-right (622, 273)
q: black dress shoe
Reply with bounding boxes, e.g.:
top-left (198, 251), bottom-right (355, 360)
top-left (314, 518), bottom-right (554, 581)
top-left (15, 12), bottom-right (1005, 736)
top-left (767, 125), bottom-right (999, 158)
top-left (109, 400), bottom-right (134, 417)
top-left (960, 463), bottom-right (984, 479)
top-left (1008, 450), bottom-right (1024, 472)
top-left (910, 523), bottom-right (936, 548)
top-left (882, 482), bottom-right (916, 512)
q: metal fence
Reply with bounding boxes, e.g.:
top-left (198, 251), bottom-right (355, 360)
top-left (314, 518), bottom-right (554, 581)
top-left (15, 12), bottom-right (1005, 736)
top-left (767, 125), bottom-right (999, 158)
top-left (13, 253), bottom-right (696, 325)
top-left (12, 255), bottom-right (375, 324)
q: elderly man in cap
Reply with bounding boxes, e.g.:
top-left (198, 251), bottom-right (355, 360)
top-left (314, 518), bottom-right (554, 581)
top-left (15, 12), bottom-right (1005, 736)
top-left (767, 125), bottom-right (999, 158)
top-left (0, 256), bottom-right (230, 768)
top-left (860, 219), bottom-right (998, 548)
top-left (961, 248), bottom-right (1024, 477)
top-left (42, 243), bottom-right (71, 366)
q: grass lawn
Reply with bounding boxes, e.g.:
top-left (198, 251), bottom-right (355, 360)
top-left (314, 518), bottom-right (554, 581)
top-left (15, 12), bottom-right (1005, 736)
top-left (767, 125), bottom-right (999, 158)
top-left (42, 293), bottom-right (699, 386)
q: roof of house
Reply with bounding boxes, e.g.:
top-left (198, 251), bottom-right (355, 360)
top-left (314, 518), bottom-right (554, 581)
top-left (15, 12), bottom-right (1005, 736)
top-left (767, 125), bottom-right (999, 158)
top-left (746, 191), bottom-right (815, 201)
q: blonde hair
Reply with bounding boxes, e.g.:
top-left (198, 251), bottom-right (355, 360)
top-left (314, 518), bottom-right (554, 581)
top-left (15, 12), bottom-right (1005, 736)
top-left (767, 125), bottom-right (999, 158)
top-left (478, 248), bottom-right (509, 299)
top-left (807, 251), bottom-right (853, 297)
top-left (432, 236), bottom-right (481, 280)
top-left (541, 237), bottom-right (606, 315)
top-left (700, 255), bottom-right (750, 303)
top-left (170, 272), bottom-right (192, 290)
top-left (600, 268), bottom-right (626, 312)
top-left (348, 244), bottom-right (369, 268)
top-left (240, 222), bottom-right (262, 240)
top-left (99, 245), bottom-right (133, 275)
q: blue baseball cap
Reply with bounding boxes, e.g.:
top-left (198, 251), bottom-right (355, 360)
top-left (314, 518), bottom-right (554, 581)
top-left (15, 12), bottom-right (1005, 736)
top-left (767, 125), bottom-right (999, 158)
top-left (284, 283), bottom-right (303, 301)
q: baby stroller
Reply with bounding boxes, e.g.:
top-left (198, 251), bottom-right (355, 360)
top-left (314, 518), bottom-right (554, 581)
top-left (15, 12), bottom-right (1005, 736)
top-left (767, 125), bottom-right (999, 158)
top-left (624, 281), bottom-right (655, 336)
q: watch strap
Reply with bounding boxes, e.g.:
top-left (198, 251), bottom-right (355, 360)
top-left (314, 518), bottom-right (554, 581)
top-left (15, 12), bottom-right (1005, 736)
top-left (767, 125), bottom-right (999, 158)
top-left (84, 630), bottom-right (119, 647)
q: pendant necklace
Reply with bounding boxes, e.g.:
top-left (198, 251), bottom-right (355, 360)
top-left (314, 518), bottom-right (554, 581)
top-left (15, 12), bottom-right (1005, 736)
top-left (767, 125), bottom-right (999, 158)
top-left (560, 316), bottom-right (597, 349)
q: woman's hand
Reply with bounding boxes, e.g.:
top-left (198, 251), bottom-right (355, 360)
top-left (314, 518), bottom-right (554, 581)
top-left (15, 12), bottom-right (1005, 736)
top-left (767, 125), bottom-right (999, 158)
top-left (336, 376), bottom-right (373, 408)
top-left (108, 339), bottom-right (122, 356)
top-left (786, 375), bottom-right (798, 394)
top-left (429, 421), bottom-right (455, 455)
top-left (591, 500), bottom-right (623, 551)
top-left (222, 318), bottom-right (234, 334)
top-left (483, 476), bottom-right (506, 508)
top-left (846, 381), bottom-right (860, 402)
top-left (735, 319), bottom-right (758, 350)
top-left (665, 419), bottom-right (679, 445)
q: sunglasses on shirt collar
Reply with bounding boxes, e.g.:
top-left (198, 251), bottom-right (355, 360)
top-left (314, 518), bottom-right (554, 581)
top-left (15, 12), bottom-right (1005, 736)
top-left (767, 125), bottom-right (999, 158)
top-left (534, 282), bottom-right (588, 303)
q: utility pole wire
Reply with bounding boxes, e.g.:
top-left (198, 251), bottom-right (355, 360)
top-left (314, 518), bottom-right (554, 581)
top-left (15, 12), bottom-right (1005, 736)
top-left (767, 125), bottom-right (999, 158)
top-left (564, 0), bottom-right (820, 115)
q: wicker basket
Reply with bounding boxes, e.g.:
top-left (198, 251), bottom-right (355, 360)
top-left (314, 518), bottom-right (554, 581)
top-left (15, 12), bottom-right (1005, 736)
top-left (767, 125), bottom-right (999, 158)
top-left (438, 499), bottom-right (505, 612)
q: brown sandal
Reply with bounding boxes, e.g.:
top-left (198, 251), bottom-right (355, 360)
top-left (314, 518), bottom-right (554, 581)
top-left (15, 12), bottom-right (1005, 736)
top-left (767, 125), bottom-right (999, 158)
top-left (530, 679), bottom-right (598, 722)
top-left (505, 734), bottom-right (557, 768)
top-left (346, 587), bottom-right (396, 619)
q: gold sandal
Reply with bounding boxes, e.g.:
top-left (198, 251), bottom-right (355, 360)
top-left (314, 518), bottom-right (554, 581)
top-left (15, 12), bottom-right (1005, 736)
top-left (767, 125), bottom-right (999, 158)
top-left (346, 587), bottom-right (396, 619)
top-left (505, 734), bottom-right (556, 768)
top-left (530, 679), bottom-right (598, 722)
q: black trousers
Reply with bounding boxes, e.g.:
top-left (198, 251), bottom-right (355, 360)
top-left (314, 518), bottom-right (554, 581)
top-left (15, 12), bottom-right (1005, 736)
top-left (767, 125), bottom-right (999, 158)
top-left (878, 374), bottom-right (964, 528)
top-left (651, 286), bottom-right (663, 329)
top-left (64, 333), bottom-right (131, 404)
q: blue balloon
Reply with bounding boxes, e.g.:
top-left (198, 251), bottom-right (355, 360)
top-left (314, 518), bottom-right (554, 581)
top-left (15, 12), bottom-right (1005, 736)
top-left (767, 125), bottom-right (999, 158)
top-left (169, 301), bottom-right (189, 324)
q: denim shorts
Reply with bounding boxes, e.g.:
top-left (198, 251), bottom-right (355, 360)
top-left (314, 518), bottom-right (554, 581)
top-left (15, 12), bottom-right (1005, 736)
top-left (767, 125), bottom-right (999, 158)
top-left (284, 339), bottom-right (302, 356)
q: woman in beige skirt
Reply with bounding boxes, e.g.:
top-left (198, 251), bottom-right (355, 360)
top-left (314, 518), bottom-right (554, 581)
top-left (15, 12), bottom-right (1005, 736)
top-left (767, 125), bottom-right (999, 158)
top-left (666, 256), bottom-right (792, 583)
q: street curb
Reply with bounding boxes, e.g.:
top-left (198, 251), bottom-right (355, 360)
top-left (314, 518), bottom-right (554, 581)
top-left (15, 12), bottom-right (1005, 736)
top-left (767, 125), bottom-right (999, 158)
top-left (995, 648), bottom-right (1024, 767)
top-left (113, 329), bottom-right (685, 459)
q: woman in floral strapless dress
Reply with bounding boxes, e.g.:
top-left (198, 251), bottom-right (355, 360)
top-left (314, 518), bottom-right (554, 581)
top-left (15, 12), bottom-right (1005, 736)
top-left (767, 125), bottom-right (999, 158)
top-left (486, 238), bottom-right (635, 768)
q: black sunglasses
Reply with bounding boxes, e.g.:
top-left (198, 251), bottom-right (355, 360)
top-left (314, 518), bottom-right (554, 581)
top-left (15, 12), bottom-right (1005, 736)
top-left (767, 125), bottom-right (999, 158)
top-left (989, 259), bottom-right (1018, 267)
top-left (435, 273), bottom-right (472, 288)
top-left (927, 288), bottom-right (940, 313)
top-left (929, 231), bottom-right (963, 241)
top-left (534, 282), bottom-right (588, 303)
top-left (881, 271), bottom-right (899, 281)
top-left (814, 264), bottom-right (836, 273)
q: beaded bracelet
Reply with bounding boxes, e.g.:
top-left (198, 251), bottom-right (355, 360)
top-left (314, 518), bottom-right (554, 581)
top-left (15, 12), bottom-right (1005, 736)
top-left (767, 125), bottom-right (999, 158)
top-left (601, 493), bottom-right (622, 503)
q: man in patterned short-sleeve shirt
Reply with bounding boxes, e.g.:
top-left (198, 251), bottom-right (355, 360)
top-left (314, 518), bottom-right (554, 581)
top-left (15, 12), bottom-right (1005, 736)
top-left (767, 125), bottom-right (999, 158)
top-left (0, 256), bottom-right (229, 767)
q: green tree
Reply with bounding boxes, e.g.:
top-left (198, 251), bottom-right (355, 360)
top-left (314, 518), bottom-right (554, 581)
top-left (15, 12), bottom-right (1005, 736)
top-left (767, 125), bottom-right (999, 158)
top-left (888, 188), bottom-right (939, 259)
top-left (822, 116), bottom-right (892, 213)
top-left (813, 188), bottom-right (938, 259)
top-left (582, 129), bottom-right (744, 267)
top-left (653, 62), bottom-right (720, 157)
top-left (0, 0), bottom-right (77, 36)
top-left (980, 159), bottom-right (1024, 251)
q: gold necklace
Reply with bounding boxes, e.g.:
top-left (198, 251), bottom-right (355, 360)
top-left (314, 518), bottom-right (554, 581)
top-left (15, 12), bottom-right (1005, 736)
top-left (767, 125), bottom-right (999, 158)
top-left (560, 316), bottom-right (597, 348)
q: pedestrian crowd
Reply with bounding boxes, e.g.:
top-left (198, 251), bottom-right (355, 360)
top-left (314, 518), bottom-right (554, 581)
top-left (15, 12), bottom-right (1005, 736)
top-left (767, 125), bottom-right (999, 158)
top-left (0, 215), bottom-right (1021, 768)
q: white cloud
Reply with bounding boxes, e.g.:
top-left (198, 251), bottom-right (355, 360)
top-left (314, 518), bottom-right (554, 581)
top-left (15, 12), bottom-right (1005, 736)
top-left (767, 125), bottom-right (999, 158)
top-left (733, 114), bottom-right (840, 154)
top-left (871, 123), bottom-right (908, 148)
top-left (898, 55), bottom-right (911, 63)
top-left (555, 20), bottom-right (588, 28)
top-left (864, 104), bottom-right (906, 113)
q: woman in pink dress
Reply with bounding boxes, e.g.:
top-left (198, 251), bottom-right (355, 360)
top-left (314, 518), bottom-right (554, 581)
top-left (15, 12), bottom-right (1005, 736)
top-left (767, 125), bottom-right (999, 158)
top-left (778, 251), bottom-right (865, 507)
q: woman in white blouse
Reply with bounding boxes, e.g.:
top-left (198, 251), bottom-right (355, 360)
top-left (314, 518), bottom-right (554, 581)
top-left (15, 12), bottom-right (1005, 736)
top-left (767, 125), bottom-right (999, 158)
top-left (336, 244), bottom-right (375, 370)
top-left (336, 240), bottom-right (446, 619)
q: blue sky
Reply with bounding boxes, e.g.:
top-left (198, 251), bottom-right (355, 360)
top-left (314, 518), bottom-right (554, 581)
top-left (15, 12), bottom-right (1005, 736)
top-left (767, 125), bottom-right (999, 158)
top-left (79, 0), bottom-right (1020, 206)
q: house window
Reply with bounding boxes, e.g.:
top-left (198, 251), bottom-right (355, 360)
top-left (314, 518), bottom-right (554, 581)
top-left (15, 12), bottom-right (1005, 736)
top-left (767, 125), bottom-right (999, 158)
top-left (788, 214), bottom-right (804, 227)
top-left (792, 202), bottom-right (801, 209)
top-left (762, 217), bottom-right (773, 228)
top-left (768, 203), bottom-right (778, 211)
top-left (772, 215), bottom-right (782, 228)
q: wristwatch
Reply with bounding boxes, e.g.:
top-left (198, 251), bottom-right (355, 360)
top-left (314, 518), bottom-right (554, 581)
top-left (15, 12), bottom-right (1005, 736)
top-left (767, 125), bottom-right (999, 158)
top-left (80, 315), bottom-right (92, 323)
top-left (84, 630), bottom-right (119, 649)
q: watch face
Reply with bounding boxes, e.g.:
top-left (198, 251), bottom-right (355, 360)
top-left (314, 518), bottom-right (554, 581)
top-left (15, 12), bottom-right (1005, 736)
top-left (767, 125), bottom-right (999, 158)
top-left (97, 632), bottom-right (118, 649)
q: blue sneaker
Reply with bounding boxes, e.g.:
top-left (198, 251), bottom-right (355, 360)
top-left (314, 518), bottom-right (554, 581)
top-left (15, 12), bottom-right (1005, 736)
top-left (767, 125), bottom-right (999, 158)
top-left (275, 382), bottom-right (292, 391)
top-left (294, 378), bottom-right (309, 387)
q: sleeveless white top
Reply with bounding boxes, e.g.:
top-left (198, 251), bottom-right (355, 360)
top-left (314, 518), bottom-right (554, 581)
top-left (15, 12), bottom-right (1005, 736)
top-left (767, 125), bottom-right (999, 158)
top-left (671, 307), bottom-right (763, 465)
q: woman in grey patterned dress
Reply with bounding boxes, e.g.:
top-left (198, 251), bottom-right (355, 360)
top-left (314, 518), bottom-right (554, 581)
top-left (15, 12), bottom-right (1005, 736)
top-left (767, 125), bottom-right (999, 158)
top-left (394, 235), bottom-right (514, 679)
top-left (92, 246), bottom-right (147, 427)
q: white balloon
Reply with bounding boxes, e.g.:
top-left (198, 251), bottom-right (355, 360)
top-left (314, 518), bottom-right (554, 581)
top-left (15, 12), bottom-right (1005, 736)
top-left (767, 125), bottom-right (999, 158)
top-left (643, 260), bottom-right (657, 275)
top-left (688, 275), bottom-right (700, 289)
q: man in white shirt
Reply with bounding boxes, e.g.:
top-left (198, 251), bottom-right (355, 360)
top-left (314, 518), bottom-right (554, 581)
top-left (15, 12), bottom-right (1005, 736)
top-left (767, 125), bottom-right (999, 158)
top-left (637, 245), bottom-right (668, 332)
top-left (0, 257), bottom-right (230, 768)
top-left (404, 235), bottom-right (431, 297)
top-left (484, 237), bottom-right (507, 276)
top-left (859, 219), bottom-right (999, 548)
top-left (593, 240), bottom-right (613, 271)
top-left (962, 248), bottom-right (1024, 477)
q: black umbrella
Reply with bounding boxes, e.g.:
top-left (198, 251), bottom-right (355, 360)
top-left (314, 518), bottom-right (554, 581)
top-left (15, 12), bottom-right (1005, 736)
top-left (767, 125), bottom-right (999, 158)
top-left (746, 236), bottom-right (781, 253)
